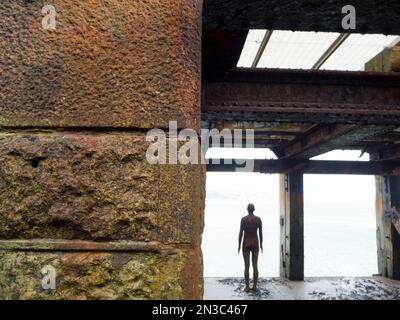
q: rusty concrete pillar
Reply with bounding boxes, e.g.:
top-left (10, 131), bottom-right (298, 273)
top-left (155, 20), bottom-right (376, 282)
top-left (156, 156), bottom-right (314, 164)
top-left (279, 173), bottom-right (304, 280)
top-left (375, 176), bottom-right (400, 280)
top-left (0, 1), bottom-right (204, 299)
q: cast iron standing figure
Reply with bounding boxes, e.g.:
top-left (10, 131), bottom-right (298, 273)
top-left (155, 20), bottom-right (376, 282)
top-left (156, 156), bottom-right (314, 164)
top-left (238, 203), bottom-right (263, 292)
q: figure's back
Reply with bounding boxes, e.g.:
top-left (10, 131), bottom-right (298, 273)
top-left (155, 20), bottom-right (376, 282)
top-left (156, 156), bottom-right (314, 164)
top-left (242, 215), bottom-right (261, 241)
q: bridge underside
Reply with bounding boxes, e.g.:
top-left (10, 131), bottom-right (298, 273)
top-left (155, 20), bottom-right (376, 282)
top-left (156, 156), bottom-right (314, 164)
top-left (203, 68), bottom-right (400, 158)
top-left (202, 58), bottom-right (400, 281)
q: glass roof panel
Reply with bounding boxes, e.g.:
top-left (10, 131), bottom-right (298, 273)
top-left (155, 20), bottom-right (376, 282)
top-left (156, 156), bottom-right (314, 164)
top-left (257, 30), bottom-right (339, 69)
top-left (237, 30), bottom-right (266, 67)
top-left (320, 34), bottom-right (399, 71)
top-left (237, 30), bottom-right (400, 71)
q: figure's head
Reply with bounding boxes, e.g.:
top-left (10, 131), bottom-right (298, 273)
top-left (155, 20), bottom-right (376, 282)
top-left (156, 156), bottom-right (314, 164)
top-left (247, 203), bottom-right (255, 213)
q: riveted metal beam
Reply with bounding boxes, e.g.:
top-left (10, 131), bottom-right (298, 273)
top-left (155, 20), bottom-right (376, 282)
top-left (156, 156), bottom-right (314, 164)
top-left (206, 159), bottom-right (400, 175)
top-left (203, 69), bottom-right (400, 125)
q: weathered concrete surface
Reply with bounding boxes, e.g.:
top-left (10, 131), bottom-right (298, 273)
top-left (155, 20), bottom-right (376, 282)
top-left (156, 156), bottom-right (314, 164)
top-left (204, 277), bottom-right (400, 300)
top-left (0, 132), bottom-right (203, 244)
top-left (0, 0), bottom-right (204, 300)
top-left (0, 242), bottom-right (200, 300)
top-left (0, 0), bottom-right (201, 130)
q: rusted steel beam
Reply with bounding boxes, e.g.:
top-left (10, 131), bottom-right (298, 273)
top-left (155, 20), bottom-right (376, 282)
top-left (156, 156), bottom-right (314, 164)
top-left (208, 140), bottom-right (287, 149)
top-left (204, 67), bottom-right (400, 86)
top-left (275, 124), bottom-right (354, 158)
top-left (275, 124), bottom-right (395, 159)
top-left (206, 159), bottom-right (400, 175)
top-left (203, 69), bottom-right (400, 125)
top-left (203, 111), bottom-right (400, 125)
top-left (203, 0), bottom-right (400, 35)
top-left (204, 120), bottom-right (312, 133)
top-left (363, 132), bottom-right (400, 143)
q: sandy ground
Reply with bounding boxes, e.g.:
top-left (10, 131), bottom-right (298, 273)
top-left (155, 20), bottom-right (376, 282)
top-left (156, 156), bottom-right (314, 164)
top-left (204, 277), bottom-right (400, 300)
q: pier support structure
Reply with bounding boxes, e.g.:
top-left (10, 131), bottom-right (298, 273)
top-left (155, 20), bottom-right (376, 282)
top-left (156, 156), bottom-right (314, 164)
top-left (279, 173), bottom-right (304, 280)
top-left (375, 176), bottom-right (400, 280)
top-left (367, 46), bottom-right (400, 281)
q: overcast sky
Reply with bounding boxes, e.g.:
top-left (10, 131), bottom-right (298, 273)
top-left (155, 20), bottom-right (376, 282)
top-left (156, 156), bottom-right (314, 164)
top-left (205, 149), bottom-right (374, 205)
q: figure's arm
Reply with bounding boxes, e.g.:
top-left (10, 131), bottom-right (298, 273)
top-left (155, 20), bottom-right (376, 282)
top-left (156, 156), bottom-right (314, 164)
top-left (238, 219), bottom-right (244, 253)
top-left (259, 218), bottom-right (263, 253)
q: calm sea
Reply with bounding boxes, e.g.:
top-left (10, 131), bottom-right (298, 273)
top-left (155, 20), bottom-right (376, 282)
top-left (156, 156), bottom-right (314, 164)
top-left (202, 173), bottom-right (378, 277)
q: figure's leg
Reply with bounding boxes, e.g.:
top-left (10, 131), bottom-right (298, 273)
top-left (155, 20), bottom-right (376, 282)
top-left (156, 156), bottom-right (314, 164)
top-left (251, 250), bottom-right (259, 290)
top-left (242, 249), bottom-right (250, 292)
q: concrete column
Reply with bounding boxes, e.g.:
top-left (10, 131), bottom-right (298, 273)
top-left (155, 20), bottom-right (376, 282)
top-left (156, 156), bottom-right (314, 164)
top-left (0, 1), bottom-right (203, 299)
top-left (375, 176), bottom-right (400, 280)
top-left (279, 173), bottom-right (304, 280)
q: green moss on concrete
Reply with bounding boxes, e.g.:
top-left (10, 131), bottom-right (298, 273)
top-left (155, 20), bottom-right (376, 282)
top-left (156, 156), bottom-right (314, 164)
top-left (0, 249), bottom-right (187, 300)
